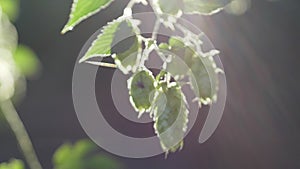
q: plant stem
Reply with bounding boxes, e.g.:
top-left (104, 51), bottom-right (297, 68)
top-left (152, 19), bottom-right (161, 40)
top-left (0, 100), bottom-right (43, 169)
top-left (126, 0), bottom-right (138, 10)
top-left (85, 61), bottom-right (117, 68)
top-left (124, 0), bottom-right (148, 16)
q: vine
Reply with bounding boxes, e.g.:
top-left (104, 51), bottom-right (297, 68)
top-left (62, 0), bottom-right (232, 154)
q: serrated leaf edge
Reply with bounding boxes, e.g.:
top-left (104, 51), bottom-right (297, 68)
top-left (79, 17), bottom-right (125, 63)
top-left (152, 83), bottom-right (189, 153)
top-left (61, 0), bottom-right (114, 34)
top-left (127, 69), bottom-right (157, 117)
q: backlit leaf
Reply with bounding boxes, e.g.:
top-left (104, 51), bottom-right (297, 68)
top-left (111, 20), bottom-right (142, 74)
top-left (183, 0), bottom-right (232, 15)
top-left (81, 18), bottom-right (142, 74)
top-left (152, 79), bottom-right (188, 153)
top-left (158, 0), bottom-right (183, 15)
top-left (159, 37), bottom-right (220, 105)
top-left (159, 37), bottom-right (194, 79)
top-left (79, 18), bottom-right (121, 62)
top-left (128, 69), bottom-right (155, 117)
top-left (188, 52), bottom-right (220, 104)
top-left (62, 0), bottom-right (114, 34)
top-left (156, 0), bottom-right (232, 16)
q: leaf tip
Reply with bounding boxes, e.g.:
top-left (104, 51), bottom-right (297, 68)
top-left (61, 25), bottom-right (73, 34)
top-left (79, 57), bottom-right (86, 63)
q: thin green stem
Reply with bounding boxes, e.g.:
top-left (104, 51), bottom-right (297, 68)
top-left (0, 100), bottom-right (43, 169)
top-left (152, 19), bottom-right (161, 40)
top-left (85, 61), bottom-right (117, 68)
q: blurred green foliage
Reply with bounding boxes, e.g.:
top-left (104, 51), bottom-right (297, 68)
top-left (14, 45), bottom-right (40, 78)
top-left (0, 0), bottom-right (40, 103)
top-left (0, 2), bottom-right (122, 169)
top-left (0, 159), bottom-right (24, 169)
top-left (53, 139), bottom-right (121, 169)
top-left (0, 0), bottom-right (19, 21)
top-left (0, 1), bottom-right (39, 126)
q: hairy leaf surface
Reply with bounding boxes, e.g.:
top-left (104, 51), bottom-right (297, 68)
top-left (152, 81), bottom-right (188, 153)
top-left (79, 18), bottom-right (121, 62)
top-left (158, 0), bottom-right (183, 15)
top-left (159, 37), bottom-right (220, 105)
top-left (128, 70), bottom-right (155, 116)
top-left (62, 0), bottom-right (113, 34)
top-left (81, 19), bottom-right (142, 74)
top-left (188, 53), bottom-right (219, 104)
top-left (159, 37), bottom-right (194, 79)
top-left (111, 20), bottom-right (142, 74)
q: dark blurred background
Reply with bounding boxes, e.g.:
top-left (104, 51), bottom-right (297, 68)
top-left (1, 0), bottom-right (299, 169)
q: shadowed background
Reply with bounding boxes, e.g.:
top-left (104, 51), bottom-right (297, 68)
top-left (0, 0), bottom-right (299, 169)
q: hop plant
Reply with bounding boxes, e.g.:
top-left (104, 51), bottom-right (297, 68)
top-left (62, 0), bottom-right (231, 154)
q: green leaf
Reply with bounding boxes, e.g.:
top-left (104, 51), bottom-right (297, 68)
top-left (61, 0), bottom-right (114, 34)
top-left (0, 0), bottom-right (19, 21)
top-left (159, 37), bottom-right (220, 105)
top-left (188, 52), bottom-right (220, 104)
top-left (159, 37), bottom-right (195, 79)
top-left (158, 43), bottom-right (169, 50)
top-left (183, 0), bottom-right (232, 15)
top-left (0, 159), bottom-right (24, 169)
top-left (152, 79), bottom-right (188, 153)
top-left (13, 45), bottom-right (40, 78)
top-left (128, 70), bottom-right (156, 117)
top-left (158, 0), bottom-right (183, 15)
top-left (53, 139), bottom-right (120, 169)
top-left (82, 19), bottom-right (142, 74)
top-left (79, 18), bottom-right (122, 62)
top-left (111, 20), bottom-right (142, 74)
top-left (156, 0), bottom-right (231, 16)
